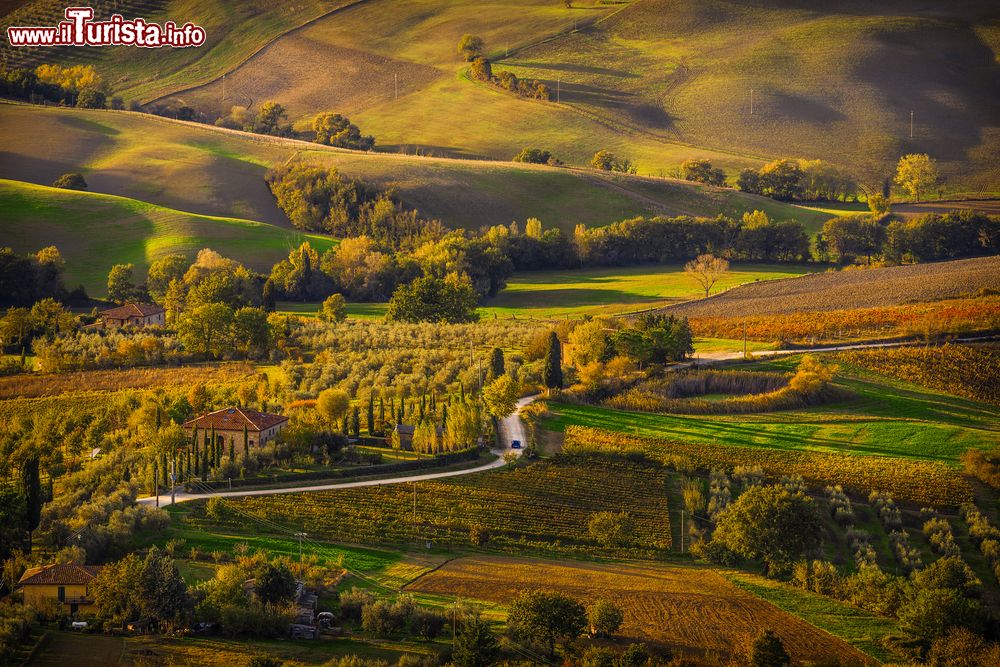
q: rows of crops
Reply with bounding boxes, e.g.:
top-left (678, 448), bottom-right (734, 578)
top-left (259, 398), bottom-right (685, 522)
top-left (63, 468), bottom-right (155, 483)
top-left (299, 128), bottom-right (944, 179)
top-left (563, 426), bottom-right (973, 507)
top-left (837, 344), bottom-right (1000, 406)
top-left (667, 256), bottom-right (1000, 318)
top-left (186, 457), bottom-right (672, 557)
top-left (406, 556), bottom-right (871, 664)
top-left (690, 296), bottom-right (1000, 344)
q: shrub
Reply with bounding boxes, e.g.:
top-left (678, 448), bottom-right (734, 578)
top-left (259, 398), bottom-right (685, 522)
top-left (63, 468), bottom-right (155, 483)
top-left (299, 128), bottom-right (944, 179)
top-left (52, 172), bottom-right (87, 190)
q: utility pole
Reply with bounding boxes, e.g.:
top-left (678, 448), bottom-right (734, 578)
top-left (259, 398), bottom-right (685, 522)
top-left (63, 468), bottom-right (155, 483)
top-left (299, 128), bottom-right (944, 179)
top-left (295, 532), bottom-right (307, 577)
top-left (153, 460), bottom-right (159, 508)
top-left (170, 458), bottom-right (176, 505)
top-left (412, 482), bottom-right (417, 542)
top-left (680, 510), bottom-right (684, 553)
top-left (556, 78), bottom-right (560, 103)
top-left (749, 88), bottom-right (754, 116)
top-left (222, 73), bottom-right (225, 102)
top-left (743, 320), bottom-right (748, 359)
top-left (452, 595), bottom-right (458, 649)
top-left (394, 72), bottom-right (398, 101)
top-left (910, 110), bottom-right (914, 139)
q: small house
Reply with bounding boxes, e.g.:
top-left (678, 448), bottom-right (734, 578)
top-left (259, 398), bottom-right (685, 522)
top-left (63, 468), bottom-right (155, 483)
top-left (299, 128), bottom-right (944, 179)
top-left (99, 302), bottom-right (165, 328)
top-left (183, 407), bottom-right (289, 448)
top-left (18, 564), bottom-right (102, 614)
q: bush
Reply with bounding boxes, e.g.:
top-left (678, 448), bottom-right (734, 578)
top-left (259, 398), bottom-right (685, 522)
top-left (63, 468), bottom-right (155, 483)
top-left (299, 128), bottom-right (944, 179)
top-left (52, 172), bottom-right (87, 190)
top-left (513, 148), bottom-right (559, 165)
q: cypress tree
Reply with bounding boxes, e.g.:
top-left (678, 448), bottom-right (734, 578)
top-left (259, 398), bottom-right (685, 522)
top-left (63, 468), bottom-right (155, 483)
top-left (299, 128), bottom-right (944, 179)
top-left (243, 423), bottom-right (249, 462)
top-left (193, 442), bottom-right (200, 478)
top-left (160, 452), bottom-right (168, 487)
top-left (543, 331), bottom-right (563, 391)
top-left (21, 457), bottom-right (41, 551)
top-left (155, 405), bottom-right (162, 430)
top-left (152, 460), bottom-right (158, 495)
top-left (489, 347), bottom-right (505, 380)
top-left (378, 396), bottom-right (385, 434)
top-left (351, 406), bottom-right (361, 437)
top-left (228, 438), bottom-right (235, 463)
top-left (367, 394), bottom-right (375, 435)
top-left (210, 427), bottom-right (217, 466)
top-left (460, 381), bottom-right (466, 402)
top-left (441, 403), bottom-right (448, 428)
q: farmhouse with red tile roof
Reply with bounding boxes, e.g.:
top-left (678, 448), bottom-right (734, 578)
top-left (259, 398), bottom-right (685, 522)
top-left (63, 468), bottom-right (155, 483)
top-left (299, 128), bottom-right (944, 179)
top-left (183, 407), bottom-right (289, 447)
top-left (18, 564), bottom-right (102, 613)
top-left (100, 302), bottom-right (165, 328)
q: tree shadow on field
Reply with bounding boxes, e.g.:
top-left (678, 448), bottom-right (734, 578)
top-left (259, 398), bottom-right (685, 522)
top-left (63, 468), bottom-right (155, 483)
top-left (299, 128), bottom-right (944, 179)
top-left (509, 60), bottom-right (639, 79)
top-left (490, 287), bottom-right (665, 309)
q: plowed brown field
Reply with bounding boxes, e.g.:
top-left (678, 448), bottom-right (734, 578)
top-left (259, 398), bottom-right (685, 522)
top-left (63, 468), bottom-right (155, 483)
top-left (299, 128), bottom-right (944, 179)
top-left (406, 555), bottom-right (872, 664)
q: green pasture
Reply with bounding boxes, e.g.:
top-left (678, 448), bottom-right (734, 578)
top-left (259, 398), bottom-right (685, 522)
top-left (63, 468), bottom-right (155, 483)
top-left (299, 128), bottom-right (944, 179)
top-left (0, 179), bottom-right (335, 296)
top-left (480, 263), bottom-right (815, 319)
top-left (543, 358), bottom-right (1000, 463)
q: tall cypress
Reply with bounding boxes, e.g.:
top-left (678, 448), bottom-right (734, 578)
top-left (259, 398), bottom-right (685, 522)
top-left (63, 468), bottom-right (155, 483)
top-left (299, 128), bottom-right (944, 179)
top-left (441, 403), bottom-right (448, 429)
top-left (543, 331), bottom-right (563, 391)
top-left (228, 439), bottom-right (235, 463)
top-left (160, 452), bottom-right (168, 487)
top-left (193, 441), bottom-right (200, 479)
top-left (21, 457), bottom-right (41, 551)
top-left (460, 381), bottom-right (465, 403)
top-left (367, 394), bottom-right (376, 436)
top-left (351, 406), bottom-right (361, 438)
top-left (489, 347), bottom-right (505, 380)
top-left (379, 397), bottom-right (385, 432)
top-left (210, 427), bottom-right (217, 467)
top-left (243, 423), bottom-right (250, 462)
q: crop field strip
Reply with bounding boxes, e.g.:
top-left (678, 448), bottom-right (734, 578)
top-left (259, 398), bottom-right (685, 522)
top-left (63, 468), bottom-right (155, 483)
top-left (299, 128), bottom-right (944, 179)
top-left (405, 555), bottom-right (873, 664)
top-left (182, 458), bottom-right (672, 557)
top-left (561, 426), bottom-right (973, 507)
top-left (689, 296), bottom-right (1000, 345)
top-left (546, 356), bottom-right (1000, 466)
top-left (663, 255), bottom-right (1000, 317)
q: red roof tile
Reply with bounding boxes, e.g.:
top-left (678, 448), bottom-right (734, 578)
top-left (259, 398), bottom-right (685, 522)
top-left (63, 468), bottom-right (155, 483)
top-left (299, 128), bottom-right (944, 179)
top-left (100, 302), bottom-right (165, 319)
top-left (18, 564), bottom-right (102, 586)
top-left (183, 407), bottom-right (288, 432)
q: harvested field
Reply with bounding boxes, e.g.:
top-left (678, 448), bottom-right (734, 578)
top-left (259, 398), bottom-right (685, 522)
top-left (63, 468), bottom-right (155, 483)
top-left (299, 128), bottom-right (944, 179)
top-left (0, 363), bottom-right (255, 400)
top-left (406, 555), bottom-right (872, 664)
top-left (170, 37), bottom-right (442, 121)
top-left (664, 256), bottom-right (1000, 318)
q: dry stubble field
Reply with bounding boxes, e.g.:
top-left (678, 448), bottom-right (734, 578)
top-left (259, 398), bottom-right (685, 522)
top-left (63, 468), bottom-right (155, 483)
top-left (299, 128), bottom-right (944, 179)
top-left (665, 256), bottom-right (1000, 318)
top-left (405, 556), bottom-right (871, 664)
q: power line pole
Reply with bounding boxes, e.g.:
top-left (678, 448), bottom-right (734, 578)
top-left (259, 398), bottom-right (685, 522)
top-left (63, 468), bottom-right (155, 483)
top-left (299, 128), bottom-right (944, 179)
top-left (412, 482), bottom-right (417, 543)
top-left (557, 78), bottom-right (560, 103)
top-left (680, 510), bottom-right (684, 553)
top-left (743, 320), bottom-right (748, 359)
top-left (910, 110), bottom-right (914, 139)
top-left (749, 88), bottom-right (754, 116)
top-left (170, 458), bottom-right (176, 505)
top-left (222, 73), bottom-right (225, 102)
top-left (394, 72), bottom-right (398, 101)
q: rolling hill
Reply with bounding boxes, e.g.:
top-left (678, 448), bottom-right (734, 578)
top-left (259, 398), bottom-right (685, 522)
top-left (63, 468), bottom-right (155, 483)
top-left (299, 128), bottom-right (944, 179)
top-left (0, 102), bottom-right (831, 233)
top-left (7, 0), bottom-right (997, 193)
top-left (0, 178), bottom-right (335, 294)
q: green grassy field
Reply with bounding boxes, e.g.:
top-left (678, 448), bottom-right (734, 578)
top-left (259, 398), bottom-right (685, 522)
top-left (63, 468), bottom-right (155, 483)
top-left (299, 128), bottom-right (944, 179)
top-left (480, 263), bottom-right (815, 318)
top-left (0, 102), bottom-right (826, 235)
top-left (543, 356), bottom-right (1000, 464)
top-left (725, 573), bottom-right (902, 663)
top-left (0, 179), bottom-right (335, 295)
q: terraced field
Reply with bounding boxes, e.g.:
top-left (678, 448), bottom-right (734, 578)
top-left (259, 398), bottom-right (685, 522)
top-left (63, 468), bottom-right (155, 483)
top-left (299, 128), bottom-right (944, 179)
top-left (405, 555), bottom-right (873, 664)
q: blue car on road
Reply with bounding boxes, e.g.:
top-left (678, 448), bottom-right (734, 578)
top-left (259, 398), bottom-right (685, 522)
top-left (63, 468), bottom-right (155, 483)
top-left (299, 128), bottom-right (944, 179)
top-left (511, 440), bottom-right (522, 449)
